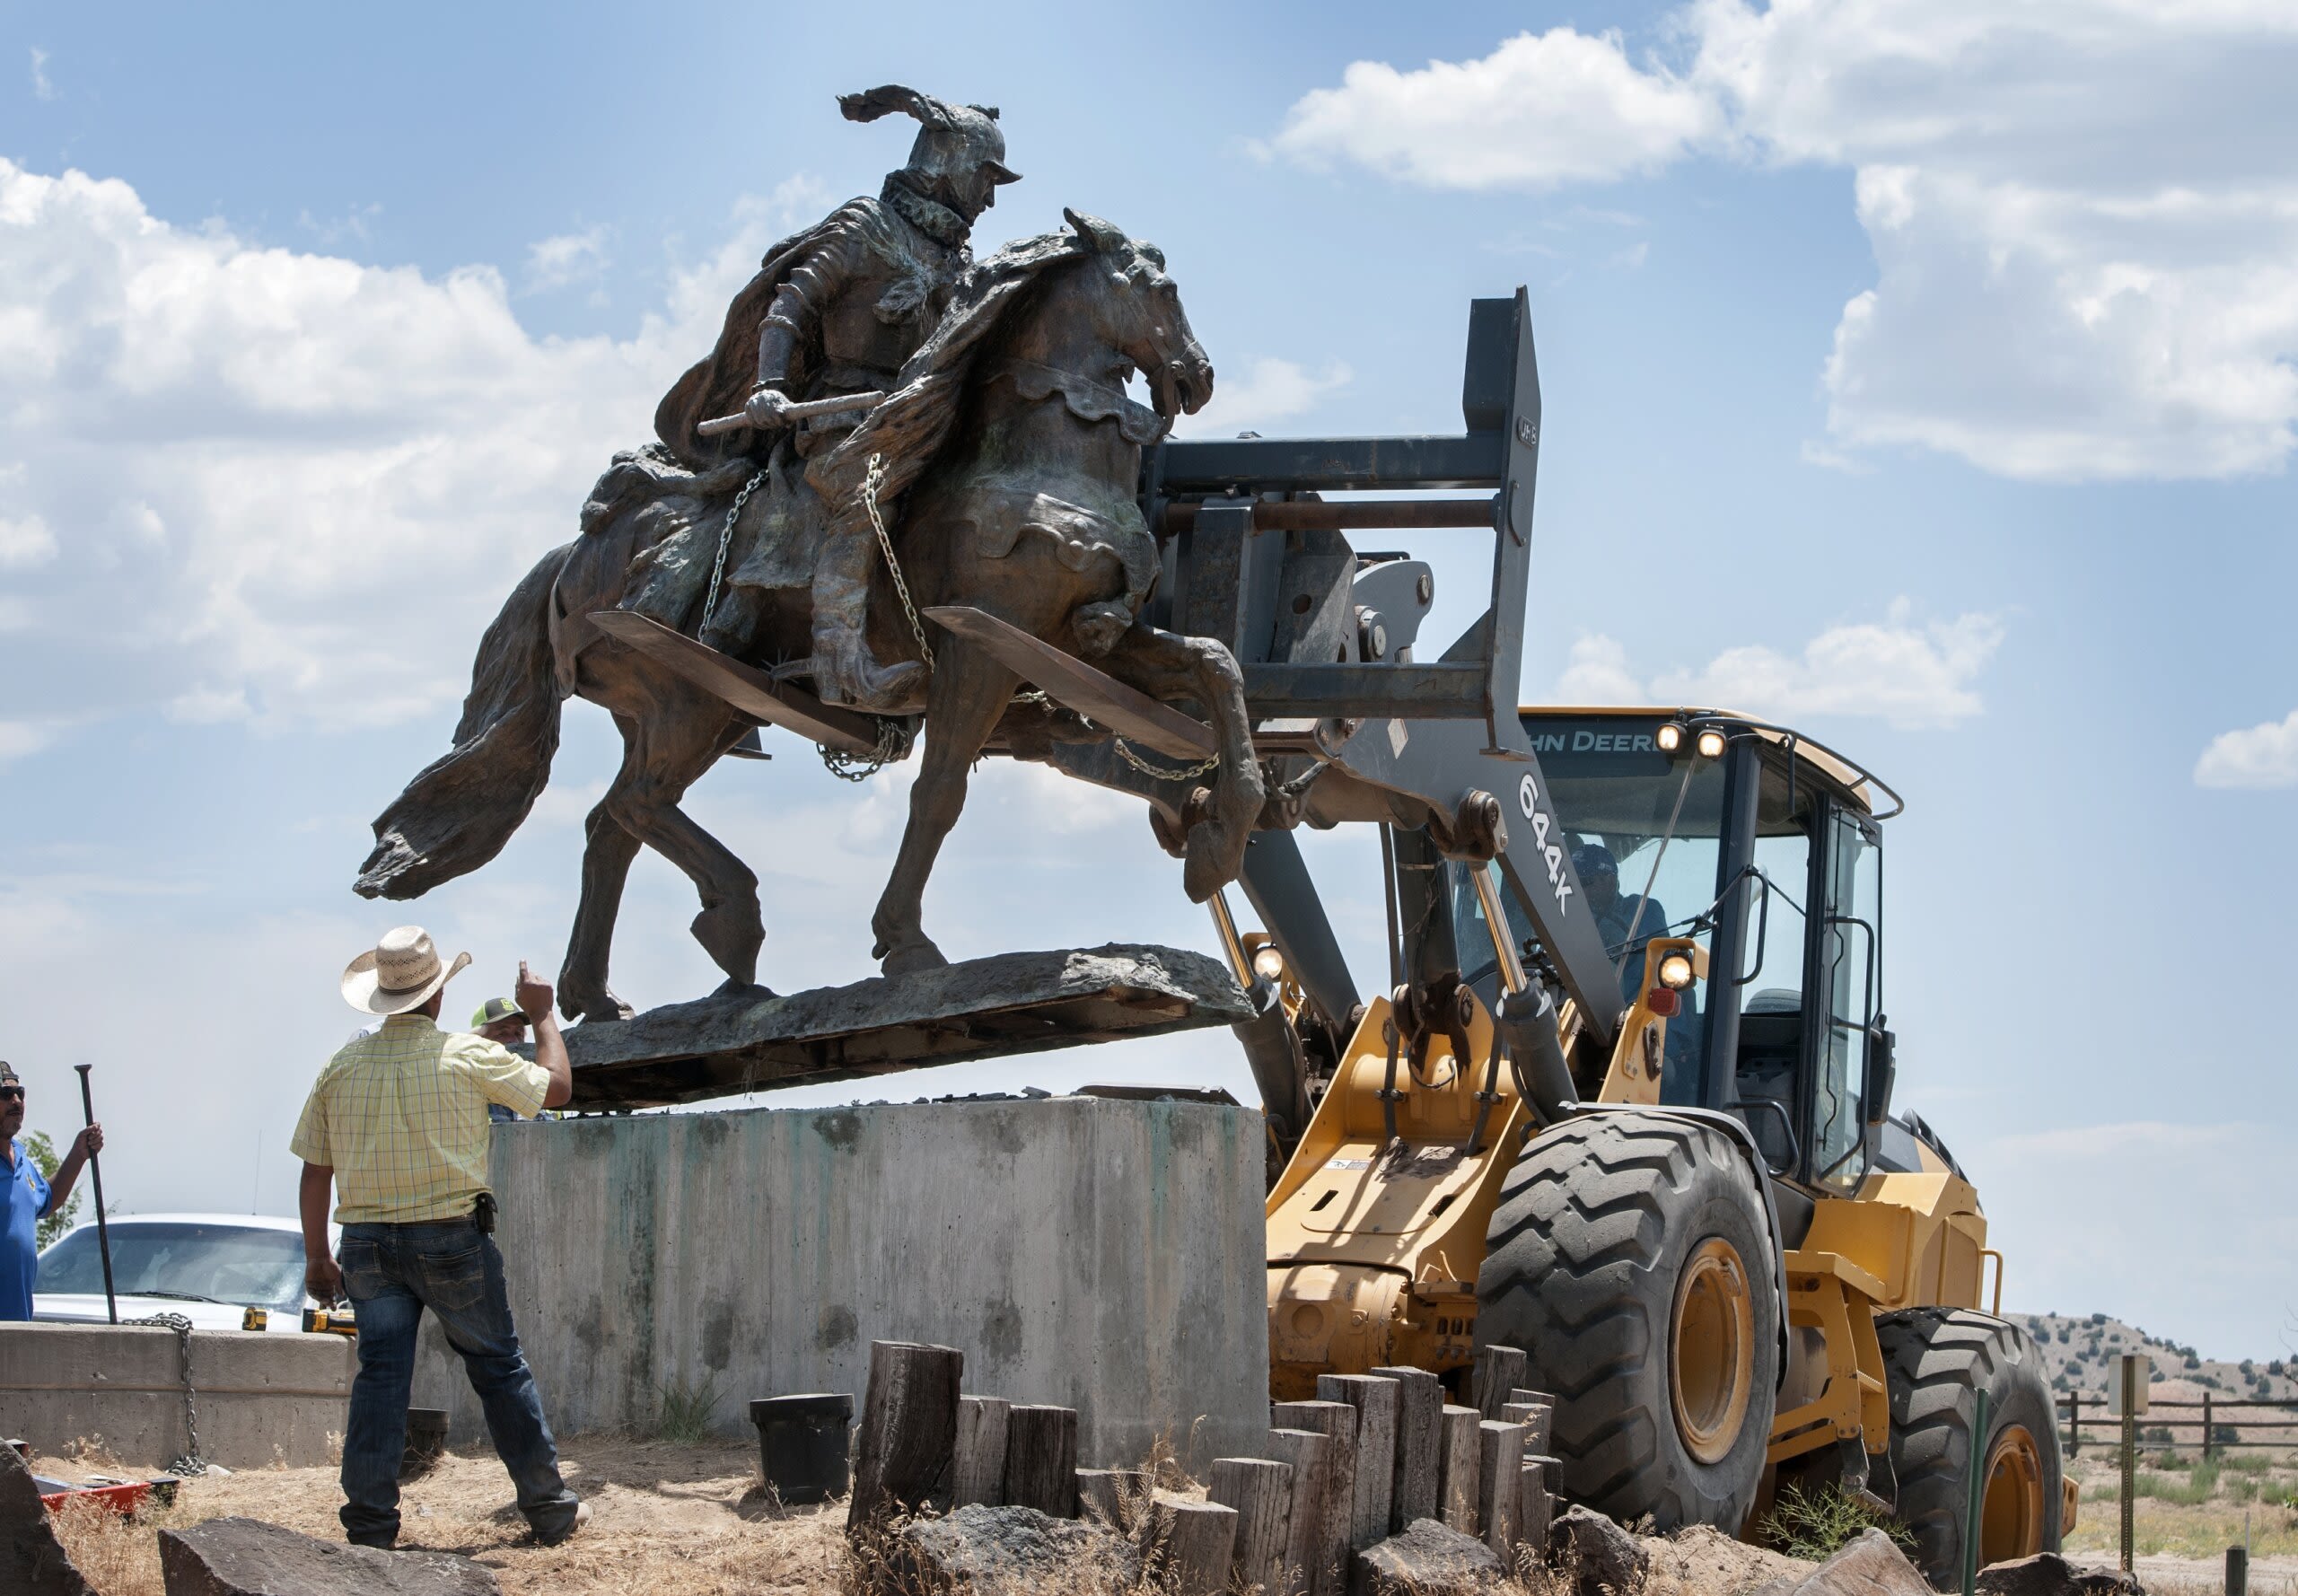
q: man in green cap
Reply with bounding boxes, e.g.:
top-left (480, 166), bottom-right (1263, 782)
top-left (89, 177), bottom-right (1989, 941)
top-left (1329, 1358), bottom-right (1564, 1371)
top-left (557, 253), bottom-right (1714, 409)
top-left (470, 999), bottom-right (551, 1124)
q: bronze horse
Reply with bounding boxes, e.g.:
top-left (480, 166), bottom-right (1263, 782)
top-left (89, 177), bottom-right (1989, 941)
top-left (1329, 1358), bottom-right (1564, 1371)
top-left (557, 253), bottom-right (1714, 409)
top-left (357, 212), bottom-right (1261, 1021)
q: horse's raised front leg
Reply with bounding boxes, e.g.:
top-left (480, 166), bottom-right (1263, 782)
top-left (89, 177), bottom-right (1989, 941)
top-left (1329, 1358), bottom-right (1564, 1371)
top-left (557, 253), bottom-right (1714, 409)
top-left (1101, 625), bottom-right (1264, 902)
top-left (872, 645), bottom-right (1021, 975)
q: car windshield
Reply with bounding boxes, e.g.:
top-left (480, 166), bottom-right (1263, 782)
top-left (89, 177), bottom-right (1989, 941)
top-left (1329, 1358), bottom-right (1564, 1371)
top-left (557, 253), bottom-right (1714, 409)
top-left (39, 1222), bottom-right (306, 1311)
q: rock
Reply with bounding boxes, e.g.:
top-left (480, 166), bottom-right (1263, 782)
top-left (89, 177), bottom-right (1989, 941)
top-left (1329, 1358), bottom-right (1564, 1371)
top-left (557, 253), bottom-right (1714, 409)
top-left (1753, 1530), bottom-right (1932, 1596)
top-left (1552, 1504), bottom-right (1652, 1596)
top-left (0, 1443), bottom-right (95, 1596)
top-left (158, 1518), bottom-right (498, 1595)
top-left (1978, 1553), bottom-right (2145, 1596)
top-left (896, 1503), bottom-right (1140, 1592)
top-left (1350, 1517), bottom-right (1507, 1595)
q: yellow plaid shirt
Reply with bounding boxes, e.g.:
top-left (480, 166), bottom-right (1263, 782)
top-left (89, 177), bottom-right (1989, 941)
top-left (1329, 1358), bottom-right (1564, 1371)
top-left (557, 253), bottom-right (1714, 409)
top-left (289, 1014), bottom-right (551, 1223)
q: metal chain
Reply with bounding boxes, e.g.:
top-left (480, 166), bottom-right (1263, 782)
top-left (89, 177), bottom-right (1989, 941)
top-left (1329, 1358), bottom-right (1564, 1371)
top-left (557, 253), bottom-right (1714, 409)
top-left (700, 468), bottom-right (768, 636)
top-left (1111, 736), bottom-right (1220, 783)
top-left (127, 1311), bottom-right (207, 1475)
top-left (859, 453), bottom-right (934, 672)
top-left (819, 715), bottom-right (916, 783)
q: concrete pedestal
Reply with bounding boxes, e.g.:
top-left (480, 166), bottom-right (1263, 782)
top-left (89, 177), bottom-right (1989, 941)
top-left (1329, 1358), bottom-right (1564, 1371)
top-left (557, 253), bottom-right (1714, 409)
top-left (414, 1093), bottom-right (1269, 1469)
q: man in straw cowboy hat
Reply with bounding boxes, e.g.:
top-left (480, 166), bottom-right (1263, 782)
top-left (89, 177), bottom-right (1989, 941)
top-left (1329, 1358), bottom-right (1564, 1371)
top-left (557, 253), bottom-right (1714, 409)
top-left (292, 925), bottom-right (587, 1549)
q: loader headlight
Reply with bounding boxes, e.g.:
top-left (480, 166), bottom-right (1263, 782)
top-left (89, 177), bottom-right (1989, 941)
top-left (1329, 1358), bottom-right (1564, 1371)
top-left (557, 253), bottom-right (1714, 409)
top-left (1252, 945), bottom-right (1286, 985)
top-left (1655, 722), bottom-right (1684, 753)
top-left (1695, 728), bottom-right (1727, 759)
top-left (1657, 951), bottom-right (1696, 990)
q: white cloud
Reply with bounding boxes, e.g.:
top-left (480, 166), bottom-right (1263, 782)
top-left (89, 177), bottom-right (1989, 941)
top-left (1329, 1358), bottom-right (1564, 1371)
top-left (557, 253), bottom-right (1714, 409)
top-left (0, 721), bottom-right (59, 760)
top-left (1268, 30), bottom-right (1719, 191)
top-left (1560, 601), bottom-right (2004, 730)
top-left (524, 224), bottom-right (612, 294)
top-left (0, 158), bottom-right (792, 739)
top-left (1175, 356), bottom-right (1352, 437)
top-left (0, 512), bottom-right (57, 567)
top-left (2194, 708), bottom-right (2298, 789)
top-left (1268, 5), bottom-right (2298, 481)
top-left (29, 47), bottom-right (55, 101)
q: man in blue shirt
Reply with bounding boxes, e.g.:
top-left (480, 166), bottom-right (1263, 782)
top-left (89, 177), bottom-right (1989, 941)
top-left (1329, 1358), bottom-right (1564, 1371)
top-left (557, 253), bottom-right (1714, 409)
top-left (1, 1060), bottom-right (103, 1320)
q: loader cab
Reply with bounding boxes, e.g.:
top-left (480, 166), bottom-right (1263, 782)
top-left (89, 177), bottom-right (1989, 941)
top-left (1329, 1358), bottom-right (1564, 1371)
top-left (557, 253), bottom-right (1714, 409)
top-left (1472, 709), bottom-right (1898, 1200)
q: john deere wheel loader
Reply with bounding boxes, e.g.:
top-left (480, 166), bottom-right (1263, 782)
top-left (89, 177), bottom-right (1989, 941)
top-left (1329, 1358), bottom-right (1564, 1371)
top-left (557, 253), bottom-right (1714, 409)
top-left (992, 287), bottom-right (2067, 1585)
top-left (1240, 710), bottom-right (2068, 1583)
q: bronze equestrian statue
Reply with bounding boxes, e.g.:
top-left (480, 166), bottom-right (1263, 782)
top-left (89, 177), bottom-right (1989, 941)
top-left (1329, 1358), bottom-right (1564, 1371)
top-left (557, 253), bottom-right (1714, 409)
top-left (355, 117), bottom-right (1259, 1018)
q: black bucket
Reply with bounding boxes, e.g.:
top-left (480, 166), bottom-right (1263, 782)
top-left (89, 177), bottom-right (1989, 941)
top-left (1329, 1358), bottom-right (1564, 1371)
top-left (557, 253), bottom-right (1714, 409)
top-left (750, 1392), bottom-right (852, 1504)
top-left (400, 1407), bottom-right (449, 1481)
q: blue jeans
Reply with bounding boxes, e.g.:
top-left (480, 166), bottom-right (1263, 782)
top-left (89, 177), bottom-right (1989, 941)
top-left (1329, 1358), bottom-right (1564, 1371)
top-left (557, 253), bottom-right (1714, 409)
top-left (337, 1219), bottom-right (579, 1547)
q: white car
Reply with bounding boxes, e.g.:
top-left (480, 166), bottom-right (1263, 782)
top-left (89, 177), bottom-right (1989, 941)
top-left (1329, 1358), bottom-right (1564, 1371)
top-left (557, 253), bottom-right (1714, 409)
top-left (34, 1213), bottom-right (337, 1334)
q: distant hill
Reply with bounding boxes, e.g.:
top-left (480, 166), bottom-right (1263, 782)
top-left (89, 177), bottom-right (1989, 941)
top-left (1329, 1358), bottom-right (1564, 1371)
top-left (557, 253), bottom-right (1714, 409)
top-left (2005, 1311), bottom-right (2298, 1401)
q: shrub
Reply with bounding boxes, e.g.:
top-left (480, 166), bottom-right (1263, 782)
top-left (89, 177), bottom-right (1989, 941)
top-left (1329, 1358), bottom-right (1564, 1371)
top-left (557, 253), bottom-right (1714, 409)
top-left (653, 1373), bottom-right (723, 1445)
top-left (2133, 1463), bottom-right (2218, 1504)
top-left (1761, 1485), bottom-right (1916, 1561)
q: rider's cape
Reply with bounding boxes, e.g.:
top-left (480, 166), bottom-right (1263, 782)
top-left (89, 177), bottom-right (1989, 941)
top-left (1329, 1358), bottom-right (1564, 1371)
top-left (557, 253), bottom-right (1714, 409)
top-left (651, 210), bottom-right (854, 469)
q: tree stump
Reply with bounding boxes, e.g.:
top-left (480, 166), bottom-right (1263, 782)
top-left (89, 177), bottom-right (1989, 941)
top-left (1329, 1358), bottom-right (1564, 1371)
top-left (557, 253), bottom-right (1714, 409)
top-left (1271, 1399), bottom-right (1358, 1596)
top-left (1077, 1467), bottom-right (1150, 1534)
top-left (1001, 1405), bottom-right (1080, 1517)
top-left (1317, 1373), bottom-right (1399, 1549)
top-left (1370, 1366), bottom-right (1443, 1531)
top-left (1471, 1346), bottom-right (1528, 1421)
top-left (847, 1340), bottom-right (964, 1530)
top-left (1267, 1427), bottom-right (1333, 1596)
top-left (1146, 1498), bottom-right (1240, 1596)
top-left (952, 1395), bottom-right (1011, 1507)
top-left (1437, 1405), bottom-right (1482, 1535)
top-left (1476, 1420), bottom-right (1525, 1560)
top-left (1211, 1457), bottom-right (1295, 1595)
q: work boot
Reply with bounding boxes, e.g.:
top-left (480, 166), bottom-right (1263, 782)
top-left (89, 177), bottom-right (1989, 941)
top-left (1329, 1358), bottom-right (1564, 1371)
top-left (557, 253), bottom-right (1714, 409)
top-left (808, 541), bottom-right (926, 711)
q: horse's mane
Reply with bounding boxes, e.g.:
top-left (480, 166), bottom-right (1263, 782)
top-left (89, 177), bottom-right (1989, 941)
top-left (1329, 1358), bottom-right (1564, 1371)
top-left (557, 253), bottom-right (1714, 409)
top-left (806, 228), bottom-right (1090, 532)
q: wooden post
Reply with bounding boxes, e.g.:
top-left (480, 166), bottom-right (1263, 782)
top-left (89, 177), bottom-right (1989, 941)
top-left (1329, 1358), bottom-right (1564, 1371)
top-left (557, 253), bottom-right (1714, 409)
top-left (1477, 1420), bottom-right (1526, 1560)
top-left (1272, 1399), bottom-right (1357, 1596)
top-left (1002, 1404), bottom-right (1080, 1517)
top-left (1211, 1457), bottom-right (1295, 1594)
top-left (847, 1340), bottom-right (964, 1529)
top-left (952, 1394), bottom-right (1010, 1507)
top-left (1501, 1399), bottom-right (1555, 1457)
top-left (1519, 1455), bottom-right (1555, 1564)
top-left (1076, 1467), bottom-right (1150, 1533)
top-left (1268, 1428), bottom-right (1333, 1596)
top-left (1437, 1405), bottom-right (1482, 1535)
top-left (2203, 1390), bottom-right (2215, 1460)
top-left (1318, 1373), bottom-right (1399, 1548)
top-left (1371, 1365), bottom-right (1443, 1530)
top-left (1147, 1498), bottom-right (1240, 1596)
top-left (1473, 1346), bottom-right (1529, 1420)
top-left (2065, 1393), bottom-right (2081, 1458)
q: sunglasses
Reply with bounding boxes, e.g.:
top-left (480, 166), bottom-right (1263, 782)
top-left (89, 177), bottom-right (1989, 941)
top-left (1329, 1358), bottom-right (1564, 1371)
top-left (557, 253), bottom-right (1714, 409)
top-left (0, 1086), bottom-right (22, 1101)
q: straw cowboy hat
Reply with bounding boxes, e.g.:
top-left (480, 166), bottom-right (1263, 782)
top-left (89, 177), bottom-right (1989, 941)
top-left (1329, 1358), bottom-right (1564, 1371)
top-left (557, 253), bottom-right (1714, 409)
top-left (342, 925), bottom-right (473, 1016)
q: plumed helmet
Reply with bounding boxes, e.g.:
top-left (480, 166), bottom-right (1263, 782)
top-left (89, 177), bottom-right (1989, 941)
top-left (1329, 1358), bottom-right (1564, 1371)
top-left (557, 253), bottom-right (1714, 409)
top-left (840, 84), bottom-right (1022, 188)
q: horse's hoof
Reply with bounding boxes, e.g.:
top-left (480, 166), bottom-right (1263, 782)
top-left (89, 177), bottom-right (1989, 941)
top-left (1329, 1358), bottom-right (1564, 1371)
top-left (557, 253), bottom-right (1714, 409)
top-left (715, 978), bottom-right (776, 1002)
top-left (1181, 827), bottom-right (1241, 904)
top-left (880, 942), bottom-right (950, 977)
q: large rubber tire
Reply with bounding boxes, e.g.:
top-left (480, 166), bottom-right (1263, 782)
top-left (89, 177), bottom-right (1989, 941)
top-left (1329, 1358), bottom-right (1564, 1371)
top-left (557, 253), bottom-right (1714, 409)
top-left (1476, 1110), bottom-right (1780, 1531)
top-left (1877, 1309), bottom-right (2064, 1590)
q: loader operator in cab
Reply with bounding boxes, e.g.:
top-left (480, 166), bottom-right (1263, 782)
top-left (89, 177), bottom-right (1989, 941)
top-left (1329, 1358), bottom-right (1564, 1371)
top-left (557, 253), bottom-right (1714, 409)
top-left (1575, 843), bottom-right (1702, 1098)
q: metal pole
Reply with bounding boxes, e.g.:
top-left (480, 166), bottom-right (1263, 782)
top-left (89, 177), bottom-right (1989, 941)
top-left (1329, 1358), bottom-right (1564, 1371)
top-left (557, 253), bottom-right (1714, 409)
top-left (1962, 1388), bottom-right (1992, 1596)
top-left (72, 1064), bottom-right (116, 1326)
top-left (2121, 1361), bottom-right (2138, 1576)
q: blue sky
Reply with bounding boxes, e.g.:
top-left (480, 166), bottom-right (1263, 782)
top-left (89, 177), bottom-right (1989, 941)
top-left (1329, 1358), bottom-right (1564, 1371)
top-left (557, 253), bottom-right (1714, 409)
top-left (3, 4), bottom-right (2293, 1356)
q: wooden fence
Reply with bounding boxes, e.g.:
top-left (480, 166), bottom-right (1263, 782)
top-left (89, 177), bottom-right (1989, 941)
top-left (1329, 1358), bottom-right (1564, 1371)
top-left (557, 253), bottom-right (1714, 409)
top-left (2058, 1393), bottom-right (2298, 1456)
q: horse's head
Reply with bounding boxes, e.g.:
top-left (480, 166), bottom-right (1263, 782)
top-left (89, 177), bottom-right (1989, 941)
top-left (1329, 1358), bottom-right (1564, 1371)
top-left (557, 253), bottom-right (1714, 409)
top-left (1060, 207), bottom-right (1214, 420)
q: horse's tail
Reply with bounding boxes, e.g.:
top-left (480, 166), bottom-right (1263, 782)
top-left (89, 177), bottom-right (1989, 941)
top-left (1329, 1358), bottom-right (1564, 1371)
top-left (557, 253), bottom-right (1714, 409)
top-left (355, 543), bottom-right (571, 901)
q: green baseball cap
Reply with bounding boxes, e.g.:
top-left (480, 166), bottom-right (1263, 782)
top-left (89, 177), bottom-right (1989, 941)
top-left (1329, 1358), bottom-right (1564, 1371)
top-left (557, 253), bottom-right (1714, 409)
top-left (470, 996), bottom-right (528, 1030)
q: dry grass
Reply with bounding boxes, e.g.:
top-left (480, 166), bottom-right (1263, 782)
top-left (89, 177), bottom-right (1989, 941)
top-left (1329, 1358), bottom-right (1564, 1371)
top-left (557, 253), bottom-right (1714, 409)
top-left (2065, 1448), bottom-right (2298, 1562)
